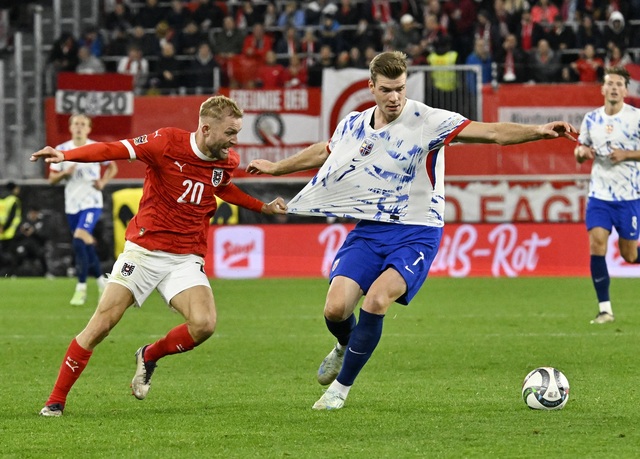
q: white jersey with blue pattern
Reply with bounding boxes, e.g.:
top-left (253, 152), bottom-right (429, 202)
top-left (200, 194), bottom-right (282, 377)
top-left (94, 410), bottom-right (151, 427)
top-left (51, 139), bottom-right (109, 214)
top-left (578, 103), bottom-right (640, 201)
top-left (288, 98), bottom-right (468, 226)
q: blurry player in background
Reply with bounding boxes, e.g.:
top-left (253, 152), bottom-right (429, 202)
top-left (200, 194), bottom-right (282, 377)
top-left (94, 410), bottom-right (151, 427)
top-left (574, 67), bottom-right (640, 324)
top-left (31, 95), bottom-right (287, 417)
top-left (247, 50), bottom-right (577, 410)
top-left (49, 114), bottom-right (118, 305)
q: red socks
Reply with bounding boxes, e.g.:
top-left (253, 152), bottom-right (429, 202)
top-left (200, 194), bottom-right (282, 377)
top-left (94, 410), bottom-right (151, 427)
top-left (46, 338), bottom-right (93, 406)
top-left (144, 323), bottom-right (196, 362)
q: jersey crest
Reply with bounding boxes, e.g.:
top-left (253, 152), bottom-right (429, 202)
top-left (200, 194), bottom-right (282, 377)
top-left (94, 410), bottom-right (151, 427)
top-left (359, 139), bottom-right (374, 156)
top-left (212, 169), bottom-right (224, 186)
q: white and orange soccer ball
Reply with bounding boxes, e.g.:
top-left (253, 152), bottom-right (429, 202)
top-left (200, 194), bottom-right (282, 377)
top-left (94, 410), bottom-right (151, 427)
top-left (522, 367), bottom-right (570, 410)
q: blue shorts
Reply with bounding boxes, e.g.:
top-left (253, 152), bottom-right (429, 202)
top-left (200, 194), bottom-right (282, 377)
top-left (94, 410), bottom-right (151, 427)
top-left (329, 220), bottom-right (443, 305)
top-left (67, 208), bottom-right (102, 235)
top-left (585, 197), bottom-right (640, 240)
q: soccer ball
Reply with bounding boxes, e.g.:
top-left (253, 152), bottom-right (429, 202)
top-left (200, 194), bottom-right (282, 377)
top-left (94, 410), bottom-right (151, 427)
top-left (522, 367), bottom-right (570, 410)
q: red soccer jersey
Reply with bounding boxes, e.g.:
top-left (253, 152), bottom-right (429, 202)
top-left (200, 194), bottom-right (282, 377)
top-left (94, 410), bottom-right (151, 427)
top-left (63, 127), bottom-right (263, 257)
top-left (123, 127), bottom-right (241, 256)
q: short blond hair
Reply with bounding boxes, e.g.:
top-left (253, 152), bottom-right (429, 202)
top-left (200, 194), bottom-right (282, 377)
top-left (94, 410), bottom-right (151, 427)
top-left (199, 95), bottom-right (243, 121)
top-left (369, 51), bottom-right (408, 84)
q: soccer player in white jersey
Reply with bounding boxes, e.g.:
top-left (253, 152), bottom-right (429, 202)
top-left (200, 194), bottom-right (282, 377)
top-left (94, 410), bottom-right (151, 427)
top-left (31, 96), bottom-right (287, 417)
top-left (247, 51), bottom-right (577, 410)
top-left (574, 67), bottom-right (640, 324)
top-left (49, 114), bottom-right (119, 306)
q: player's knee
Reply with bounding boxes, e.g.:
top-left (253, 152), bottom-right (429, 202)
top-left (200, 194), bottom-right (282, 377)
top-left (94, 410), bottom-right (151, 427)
top-left (190, 316), bottom-right (216, 343)
top-left (324, 302), bottom-right (349, 322)
top-left (621, 250), bottom-right (638, 264)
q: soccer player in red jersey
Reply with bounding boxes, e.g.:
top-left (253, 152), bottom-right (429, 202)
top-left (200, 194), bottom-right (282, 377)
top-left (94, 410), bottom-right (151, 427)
top-left (31, 95), bottom-right (287, 417)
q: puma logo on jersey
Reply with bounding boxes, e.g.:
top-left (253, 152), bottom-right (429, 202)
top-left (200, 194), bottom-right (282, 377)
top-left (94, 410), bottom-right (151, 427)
top-left (174, 161), bottom-right (186, 172)
top-left (154, 130), bottom-right (162, 138)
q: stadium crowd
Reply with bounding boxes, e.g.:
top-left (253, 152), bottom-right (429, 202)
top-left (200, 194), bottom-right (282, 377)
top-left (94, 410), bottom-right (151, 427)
top-left (43, 0), bottom-right (640, 95)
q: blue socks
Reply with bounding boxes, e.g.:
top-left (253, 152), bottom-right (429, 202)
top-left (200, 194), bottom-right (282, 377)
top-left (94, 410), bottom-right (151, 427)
top-left (72, 238), bottom-right (89, 283)
top-left (590, 255), bottom-right (610, 302)
top-left (336, 309), bottom-right (384, 386)
top-left (73, 238), bottom-right (102, 283)
top-left (325, 314), bottom-right (356, 346)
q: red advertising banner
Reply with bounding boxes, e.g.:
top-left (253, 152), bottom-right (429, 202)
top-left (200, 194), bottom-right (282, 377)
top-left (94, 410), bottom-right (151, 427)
top-left (54, 72), bottom-right (134, 137)
top-left (205, 223), bottom-right (602, 279)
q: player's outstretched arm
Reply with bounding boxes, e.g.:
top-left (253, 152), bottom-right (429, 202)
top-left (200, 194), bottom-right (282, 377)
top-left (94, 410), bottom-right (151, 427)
top-left (246, 142), bottom-right (329, 176)
top-left (30, 146), bottom-right (65, 163)
top-left (456, 121), bottom-right (577, 145)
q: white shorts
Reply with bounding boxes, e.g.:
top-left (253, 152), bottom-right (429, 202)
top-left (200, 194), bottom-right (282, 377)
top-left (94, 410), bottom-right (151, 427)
top-left (109, 241), bottom-right (211, 307)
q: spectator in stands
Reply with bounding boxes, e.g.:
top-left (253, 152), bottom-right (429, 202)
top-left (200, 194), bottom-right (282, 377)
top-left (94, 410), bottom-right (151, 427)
top-left (391, 14), bottom-right (421, 56)
top-left (149, 41), bottom-right (181, 93)
top-left (547, 13), bottom-right (576, 65)
top-left (423, 0), bottom-right (450, 33)
top-left (317, 11), bottom-right (344, 53)
top-left (308, 44), bottom-right (335, 87)
top-left (427, 35), bottom-right (459, 92)
top-left (176, 19), bottom-right (206, 55)
top-left (334, 50), bottom-right (353, 69)
top-left (530, 0), bottom-right (559, 28)
top-left (348, 46), bottom-right (366, 69)
top-left (362, 45), bottom-right (378, 67)
top-left (442, 0), bottom-right (477, 60)
top-left (234, 0), bottom-right (265, 29)
top-left (420, 13), bottom-right (447, 56)
top-left (300, 26), bottom-right (320, 66)
top-left (256, 50), bottom-right (287, 89)
top-left (103, 3), bottom-right (133, 35)
top-left (305, 1), bottom-right (328, 26)
top-left (604, 43), bottom-right (633, 68)
top-left (103, 27), bottom-right (129, 71)
top-left (352, 18), bottom-right (382, 54)
top-left (242, 23), bottom-right (274, 65)
top-left (133, 0), bottom-right (168, 29)
top-left (263, 1), bottom-right (279, 29)
top-left (183, 41), bottom-right (219, 93)
top-left (117, 44), bottom-right (150, 95)
top-left (495, 33), bottom-right (528, 83)
top-left (76, 46), bottom-right (106, 74)
top-left (128, 25), bottom-right (160, 58)
top-left (473, 9), bottom-right (500, 58)
top-left (212, 16), bottom-right (245, 59)
top-left (191, 0), bottom-right (225, 32)
top-left (78, 24), bottom-right (104, 58)
top-left (278, 1), bottom-right (306, 28)
top-left (363, 0), bottom-right (396, 27)
top-left (570, 43), bottom-right (604, 83)
top-left (575, 14), bottom-right (605, 50)
top-left (465, 37), bottom-right (493, 90)
top-left (560, 64), bottom-right (579, 83)
top-left (46, 32), bottom-right (79, 95)
top-left (166, 0), bottom-right (193, 31)
top-left (603, 11), bottom-right (631, 52)
top-left (335, 0), bottom-right (361, 28)
top-left (514, 8), bottom-right (545, 53)
top-left (274, 26), bottom-right (302, 65)
top-left (13, 206), bottom-right (52, 278)
top-left (528, 38), bottom-right (561, 82)
top-left (283, 53), bottom-right (308, 88)
top-left (492, 0), bottom-right (516, 55)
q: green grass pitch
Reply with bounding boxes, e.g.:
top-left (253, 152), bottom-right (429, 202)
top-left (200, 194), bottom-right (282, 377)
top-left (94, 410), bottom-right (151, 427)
top-left (1, 276), bottom-right (639, 458)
